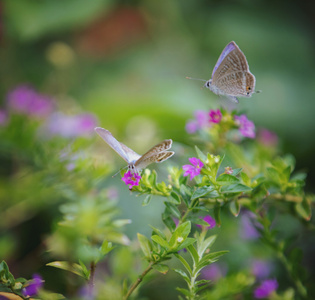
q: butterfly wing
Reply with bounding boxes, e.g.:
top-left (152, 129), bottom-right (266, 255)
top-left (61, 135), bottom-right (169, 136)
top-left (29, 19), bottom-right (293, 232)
top-left (135, 139), bottom-right (174, 170)
top-left (95, 127), bottom-right (141, 163)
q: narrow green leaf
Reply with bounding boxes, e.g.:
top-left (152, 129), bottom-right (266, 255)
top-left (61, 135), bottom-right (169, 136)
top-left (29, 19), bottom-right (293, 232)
top-left (173, 268), bottom-right (190, 284)
top-left (195, 146), bottom-right (207, 162)
top-left (169, 221), bottom-right (191, 248)
top-left (149, 225), bottom-right (166, 240)
top-left (151, 235), bottom-right (170, 250)
top-left (197, 251), bottom-right (229, 270)
top-left (177, 237), bottom-right (196, 251)
top-left (229, 200), bottom-right (240, 217)
top-left (100, 240), bottom-right (114, 256)
top-left (165, 202), bottom-right (181, 219)
top-left (46, 261), bottom-right (86, 278)
top-left (216, 174), bottom-right (239, 185)
top-left (187, 245), bottom-right (200, 265)
top-left (174, 253), bottom-right (192, 275)
top-left (295, 197), bottom-right (312, 221)
top-left (232, 168), bottom-right (242, 176)
top-left (152, 264), bottom-right (169, 274)
top-left (197, 235), bottom-right (217, 258)
top-left (221, 183), bottom-right (252, 193)
top-left (169, 191), bottom-right (181, 205)
top-left (78, 260), bottom-right (90, 279)
top-left (176, 287), bottom-right (192, 297)
top-left (142, 194), bottom-right (152, 206)
top-left (240, 172), bottom-right (251, 186)
top-left (138, 233), bottom-right (152, 258)
top-left (191, 186), bottom-right (215, 200)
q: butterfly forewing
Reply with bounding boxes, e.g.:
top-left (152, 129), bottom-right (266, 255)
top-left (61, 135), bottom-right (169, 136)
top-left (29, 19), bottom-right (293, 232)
top-left (95, 127), bottom-right (141, 163)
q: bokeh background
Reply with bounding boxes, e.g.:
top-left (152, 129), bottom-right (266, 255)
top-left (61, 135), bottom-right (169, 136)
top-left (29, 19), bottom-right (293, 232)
top-left (1, 0), bottom-right (315, 299)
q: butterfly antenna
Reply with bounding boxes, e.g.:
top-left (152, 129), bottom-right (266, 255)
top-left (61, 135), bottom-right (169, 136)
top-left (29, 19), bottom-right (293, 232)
top-left (112, 166), bottom-right (127, 178)
top-left (186, 77), bottom-right (207, 82)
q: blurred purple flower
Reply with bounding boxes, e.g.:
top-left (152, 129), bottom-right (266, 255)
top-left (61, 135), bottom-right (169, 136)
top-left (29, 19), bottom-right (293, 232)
top-left (209, 109), bottom-right (222, 123)
top-left (235, 114), bottom-right (255, 138)
top-left (251, 260), bottom-right (273, 280)
top-left (7, 85), bottom-right (54, 117)
top-left (22, 274), bottom-right (44, 297)
top-left (254, 279), bottom-right (278, 299)
top-left (224, 166), bottom-right (233, 175)
top-left (240, 211), bottom-right (261, 240)
top-left (0, 109), bottom-right (8, 126)
top-left (122, 170), bottom-right (141, 190)
top-left (45, 112), bottom-right (98, 138)
top-left (196, 215), bottom-right (216, 229)
top-left (185, 110), bottom-right (209, 133)
top-left (183, 157), bottom-right (204, 180)
top-left (201, 263), bottom-right (227, 282)
top-left (172, 217), bottom-right (179, 227)
top-left (258, 129), bottom-right (278, 146)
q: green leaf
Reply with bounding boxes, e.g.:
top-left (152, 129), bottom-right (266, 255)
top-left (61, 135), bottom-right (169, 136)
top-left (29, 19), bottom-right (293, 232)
top-left (195, 146), bottom-right (207, 162)
top-left (197, 235), bottom-right (217, 258)
top-left (78, 260), bottom-right (90, 279)
top-left (295, 197), bottom-right (312, 221)
top-left (46, 261), bottom-right (86, 278)
top-left (221, 183), bottom-right (252, 193)
top-left (169, 221), bottom-right (191, 248)
top-left (191, 186), bottom-right (215, 200)
top-left (187, 245), bottom-right (200, 265)
top-left (164, 202), bottom-right (181, 219)
top-left (232, 168), bottom-right (243, 176)
top-left (151, 235), bottom-right (170, 250)
top-left (174, 253), bottom-right (192, 275)
top-left (99, 240), bottom-right (114, 257)
top-left (149, 225), bottom-right (166, 240)
top-left (229, 200), bottom-right (240, 217)
top-left (169, 191), bottom-right (181, 205)
top-left (267, 167), bottom-right (280, 183)
top-left (176, 287), bottom-right (192, 297)
top-left (216, 174), bottom-right (239, 185)
top-left (142, 194), bottom-right (152, 206)
top-left (138, 233), bottom-right (152, 258)
top-left (177, 238), bottom-right (196, 251)
top-left (173, 268), bottom-right (190, 284)
top-left (162, 211), bottom-right (176, 232)
top-left (197, 251), bottom-right (229, 270)
top-left (240, 172), bottom-right (251, 186)
top-left (152, 264), bottom-right (169, 274)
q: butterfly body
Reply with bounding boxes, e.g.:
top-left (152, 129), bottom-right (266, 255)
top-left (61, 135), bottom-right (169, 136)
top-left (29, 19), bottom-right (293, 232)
top-left (95, 127), bottom-right (174, 174)
top-left (188, 41), bottom-right (257, 103)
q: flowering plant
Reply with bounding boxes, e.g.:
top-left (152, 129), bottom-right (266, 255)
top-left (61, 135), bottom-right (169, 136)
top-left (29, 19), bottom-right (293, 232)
top-left (0, 86), bottom-right (313, 300)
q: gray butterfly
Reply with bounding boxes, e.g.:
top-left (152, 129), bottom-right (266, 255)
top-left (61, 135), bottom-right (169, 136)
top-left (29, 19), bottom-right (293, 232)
top-left (95, 127), bottom-right (174, 173)
top-left (188, 41), bottom-right (258, 103)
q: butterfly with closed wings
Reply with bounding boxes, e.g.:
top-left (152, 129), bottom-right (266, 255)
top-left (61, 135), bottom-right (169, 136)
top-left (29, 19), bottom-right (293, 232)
top-left (95, 127), bottom-right (175, 175)
top-left (187, 41), bottom-right (259, 103)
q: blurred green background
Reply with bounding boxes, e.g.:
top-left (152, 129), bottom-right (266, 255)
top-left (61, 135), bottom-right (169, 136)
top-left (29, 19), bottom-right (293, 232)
top-left (1, 0), bottom-right (315, 298)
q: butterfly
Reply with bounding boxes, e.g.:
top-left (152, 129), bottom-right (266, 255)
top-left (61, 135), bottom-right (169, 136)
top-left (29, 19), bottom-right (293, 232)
top-left (95, 127), bottom-right (175, 174)
top-left (187, 41), bottom-right (259, 103)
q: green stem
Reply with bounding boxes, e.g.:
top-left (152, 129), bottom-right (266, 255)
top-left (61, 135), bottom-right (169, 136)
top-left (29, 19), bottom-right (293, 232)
top-left (88, 261), bottom-right (96, 297)
top-left (123, 262), bottom-right (154, 300)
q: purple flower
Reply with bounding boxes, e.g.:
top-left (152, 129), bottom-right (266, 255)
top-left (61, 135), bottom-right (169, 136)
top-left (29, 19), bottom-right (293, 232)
top-left (7, 85), bottom-right (54, 117)
top-left (22, 274), bottom-right (44, 297)
top-left (182, 157), bottom-right (204, 180)
top-left (258, 129), bottom-right (278, 146)
top-left (240, 211), bottom-right (261, 240)
top-left (201, 263), bottom-right (227, 281)
top-left (0, 110), bottom-right (8, 126)
top-left (196, 215), bottom-right (216, 229)
top-left (185, 110), bottom-right (209, 133)
top-left (254, 279), bottom-right (278, 299)
top-left (235, 114), bottom-right (255, 138)
top-left (44, 112), bottom-right (98, 138)
top-left (209, 109), bottom-right (222, 123)
top-left (251, 260), bottom-right (272, 280)
top-left (122, 170), bottom-right (141, 190)
top-left (224, 166), bottom-right (233, 175)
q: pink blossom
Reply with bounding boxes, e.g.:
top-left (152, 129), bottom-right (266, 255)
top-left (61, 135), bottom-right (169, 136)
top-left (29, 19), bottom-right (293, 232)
top-left (258, 129), bottom-right (278, 146)
top-left (201, 263), bottom-right (227, 281)
top-left (182, 157), bottom-right (204, 180)
top-left (251, 260), bottom-right (273, 280)
top-left (254, 279), bottom-right (278, 299)
top-left (224, 166), bottom-right (233, 175)
top-left (22, 274), bottom-right (44, 297)
top-left (185, 110), bottom-right (209, 133)
top-left (235, 114), bottom-right (255, 138)
top-left (196, 215), bottom-right (216, 229)
top-left (122, 170), bottom-right (141, 190)
top-left (209, 109), bottom-right (222, 123)
top-left (7, 85), bottom-right (54, 117)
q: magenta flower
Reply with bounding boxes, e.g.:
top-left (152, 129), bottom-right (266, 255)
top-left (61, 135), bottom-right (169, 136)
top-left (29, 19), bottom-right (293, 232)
top-left (235, 114), bottom-right (255, 138)
top-left (22, 274), bottom-right (44, 297)
top-left (201, 263), bottom-right (227, 281)
top-left (7, 85), bottom-right (54, 117)
top-left (251, 260), bottom-right (272, 280)
top-left (254, 279), bottom-right (278, 299)
top-left (196, 215), bottom-right (216, 229)
top-left (258, 129), bottom-right (278, 146)
top-left (185, 110), bottom-right (209, 133)
top-left (224, 166), bottom-right (233, 175)
top-left (209, 109), bottom-right (222, 123)
top-left (0, 109), bottom-right (8, 126)
top-left (44, 112), bottom-right (98, 138)
top-left (122, 170), bottom-right (141, 190)
top-left (183, 157), bottom-right (204, 180)
top-left (240, 211), bottom-right (261, 240)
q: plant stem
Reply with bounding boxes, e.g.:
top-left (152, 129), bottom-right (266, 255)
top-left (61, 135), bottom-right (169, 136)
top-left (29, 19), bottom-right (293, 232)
top-left (123, 262), bottom-right (154, 300)
top-left (88, 261), bottom-right (96, 297)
